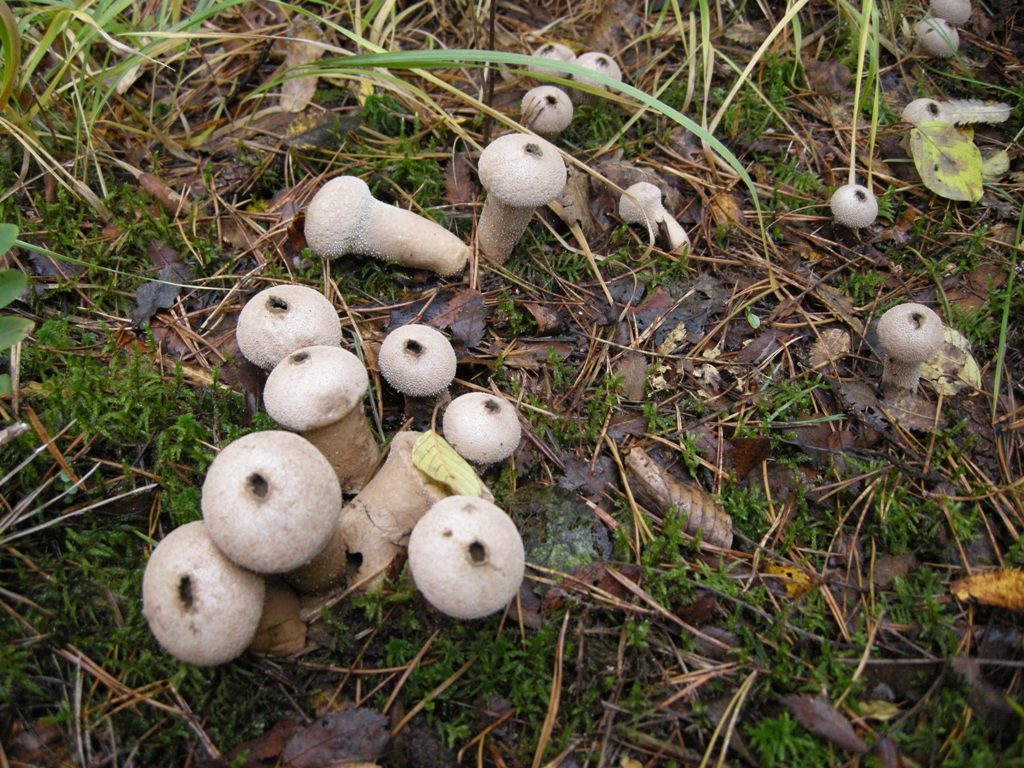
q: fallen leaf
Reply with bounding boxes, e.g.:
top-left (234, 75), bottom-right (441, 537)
top-left (723, 437), bottom-right (771, 481)
top-left (858, 699), bottom-right (902, 721)
top-left (950, 657), bottom-right (1020, 740)
top-left (282, 709), bottom-right (390, 768)
top-left (881, 391), bottom-right (943, 431)
top-left (708, 191), bottom-right (747, 228)
top-left (785, 693), bottom-right (868, 754)
top-left (426, 289), bottom-right (488, 349)
top-left (522, 302), bottom-right (562, 334)
top-left (950, 569), bottom-right (1024, 611)
top-left (444, 153), bottom-right (477, 206)
top-left (764, 560), bottom-right (814, 598)
top-left (280, 19), bottom-right (324, 112)
top-left (725, 22), bottom-right (768, 45)
top-left (131, 262), bottom-right (193, 329)
top-left (982, 150), bottom-right (1010, 181)
top-left (808, 328), bottom-right (851, 369)
top-left (614, 350), bottom-right (647, 400)
top-left (919, 327), bottom-right (981, 395)
top-left (411, 430), bottom-right (482, 497)
top-left (909, 121), bottom-right (984, 202)
top-left (803, 58), bottom-right (852, 94)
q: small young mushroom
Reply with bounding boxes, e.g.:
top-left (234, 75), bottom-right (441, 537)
top-left (476, 133), bottom-right (567, 263)
top-left (876, 303), bottom-right (945, 391)
top-left (142, 521), bottom-right (266, 666)
top-left (570, 51), bottom-right (623, 105)
top-left (914, 17), bottom-right (959, 58)
top-left (901, 97), bottom-right (953, 125)
top-left (407, 495), bottom-right (525, 620)
top-left (618, 182), bottom-right (690, 252)
top-left (202, 430), bottom-right (342, 574)
top-left (263, 345), bottom-right (380, 492)
top-left (930, 0), bottom-right (971, 26)
top-left (304, 175), bottom-right (469, 276)
top-left (378, 323), bottom-right (458, 421)
top-left (442, 392), bottom-right (522, 465)
top-left (829, 183), bottom-right (879, 229)
top-left (520, 85), bottom-right (574, 141)
top-left (527, 42), bottom-right (576, 78)
top-left (236, 284), bottom-right (341, 371)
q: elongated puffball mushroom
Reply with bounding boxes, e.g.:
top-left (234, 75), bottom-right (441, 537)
top-left (618, 182), bottom-right (690, 252)
top-left (902, 98), bottom-right (953, 125)
top-left (142, 521), bottom-right (265, 666)
top-left (571, 51), bottom-right (623, 104)
top-left (528, 42), bottom-right (575, 77)
top-left (914, 17), bottom-right (959, 58)
top-left (202, 430), bottom-right (342, 573)
top-left (304, 176), bottom-right (469, 276)
top-left (236, 284), bottom-right (341, 370)
top-left (830, 183), bottom-right (879, 229)
top-left (876, 303), bottom-right (945, 391)
top-left (477, 133), bottom-right (567, 263)
top-left (520, 85), bottom-right (574, 141)
top-left (264, 345), bottom-right (380, 492)
top-left (378, 324), bottom-right (457, 398)
top-left (442, 392), bottom-right (522, 464)
top-left (930, 0), bottom-right (971, 26)
top-left (408, 496), bottom-right (525, 619)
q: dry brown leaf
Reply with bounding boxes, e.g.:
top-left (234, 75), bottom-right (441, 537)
top-left (282, 709), bottom-right (390, 768)
top-left (614, 350), bottom-right (647, 401)
top-left (808, 328), bottom-right (851, 369)
top-left (708, 192), bottom-right (747, 228)
top-left (785, 693), bottom-right (868, 754)
top-left (280, 19), bottom-right (324, 112)
top-left (444, 152), bottom-right (477, 206)
top-left (882, 392), bottom-right (943, 432)
top-left (950, 569), bottom-right (1024, 611)
top-left (725, 22), bottom-right (768, 45)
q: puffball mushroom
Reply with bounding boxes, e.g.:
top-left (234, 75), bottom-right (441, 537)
top-left (142, 521), bottom-right (265, 666)
top-left (527, 42), bottom-right (575, 77)
top-left (264, 345), bottom-right (380, 492)
top-left (202, 430), bottom-right (342, 574)
top-left (914, 17), bottom-right (959, 58)
top-left (378, 324), bottom-right (457, 398)
top-left (571, 51), bottom-right (623, 104)
top-left (618, 181), bottom-right (690, 252)
top-left (476, 133), bottom-right (567, 263)
top-left (304, 175), bottom-right (469, 276)
top-left (930, 0), bottom-right (971, 26)
top-left (520, 85), bottom-right (574, 141)
top-left (830, 183), bottom-right (879, 229)
top-left (902, 97), bottom-right (953, 125)
top-left (407, 495), bottom-right (525, 620)
top-left (876, 303), bottom-right (945, 391)
top-left (442, 392), bottom-right (522, 465)
top-left (236, 284), bottom-right (342, 370)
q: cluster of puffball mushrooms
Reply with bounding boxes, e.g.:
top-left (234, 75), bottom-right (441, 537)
top-left (143, 284), bottom-right (526, 666)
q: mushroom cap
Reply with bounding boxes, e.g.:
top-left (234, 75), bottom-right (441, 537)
top-left (236, 285), bottom-right (342, 370)
top-left (902, 98), bottom-right (952, 125)
top-left (264, 345), bottom-right (369, 432)
top-left (142, 521), bottom-right (266, 666)
top-left (914, 17), bottom-right (959, 57)
top-left (572, 51), bottom-right (623, 90)
top-left (527, 42), bottom-right (575, 76)
top-left (618, 182), bottom-right (666, 225)
top-left (520, 86), bottom-right (574, 136)
top-left (378, 324), bottom-right (457, 397)
top-left (876, 303), bottom-right (945, 364)
top-left (478, 133), bottom-right (567, 209)
top-left (929, 0), bottom-right (971, 26)
top-left (442, 393), bottom-right (522, 464)
top-left (202, 431), bottom-right (342, 573)
top-left (829, 183), bottom-right (879, 229)
top-left (407, 496), bottom-right (525, 619)
top-left (304, 176), bottom-right (375, 259)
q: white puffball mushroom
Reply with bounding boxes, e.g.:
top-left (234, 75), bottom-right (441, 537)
top-left (202, 431), bottom-right (342, 573)
top-left (914, 17), bottom-right (960, 58)
top-left (830, 183), bottom-right (879, 229)
top-left (142, 521), bottom-right (266, 666)
top-left (876, 303), bottom-right (945, 391)
top-left (407, 496), bottom-right (525, 620)
top-left (902, 98), bottom-right (953, 125)
top-left (442, 393), bottom-right (522, 464)
top-left (476, 133), bottom-right (567, 263)
top-left (618, 181), bottom-right (690, 252)
top-left (236, 284), bottom-right (341, 370)
top-left (528, 42), bottom-right (575, 78)
top-left (930, 0), bottom-right (971, 26)
top-left (520, 86), bottom-right (574, 141)
top-left (378, 324), bottom-right (457, 398)
top-left (571, 51), bottom-right (623, 104)
top-left (304, 176), bottom-right (469, 276)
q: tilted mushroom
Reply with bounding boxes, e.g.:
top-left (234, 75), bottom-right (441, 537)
top-left (142, 521), bottom-right (266, 666)
top-left (876, 303), bottom-right (945, 391)
top-left (903, 97), bottom-right (1011, 126)
top-left (570, 51), bottom-right (623, 104)
top-left (901, 98), bottom-right (953, 125)
top-left (236, 284), bottom-right (342, 371)
top-left (618, 181), bottom-right (690, 252)
top-left (527, 42), bottom-right (575, 78)
top-left (930, 0), bottom-right (971, 26)
top-left (263, 345), bottom-right (380, 492)
top-left (442, 392), bottom-right (522, 465)
top-left (830, 183), bottom-right (879, 229)
top-left (407, 495), bottom-right (525, 620)
top-left (476, 133), bottom-right (567, 263)
top-left (304, 175), bottom-right (469, 276)
top-left (914, 17), bottom-right (959, 58)
top-left (520, 85), bottom-right (574, 141)
top-left (202, 430), bottom-right (342, 574)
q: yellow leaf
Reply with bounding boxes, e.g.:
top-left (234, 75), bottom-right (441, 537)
top-left (411, 430), bottom-right (482, 497)
top-left (982, 150), bottom-right (1010, 181)
top-left (858, 700), bottom-right (902, 721)
top-left (920, 327), bottom-right (981, 395)
top-left (764, 560), bottom-right (814, 598)
top-left (950, 569), bottom-right (1024, 612)
top-left (909, 121), bottom-right (984, 202)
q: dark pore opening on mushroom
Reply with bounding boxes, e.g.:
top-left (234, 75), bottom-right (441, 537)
top-left (404, 339), bottom-right (424, 356)
top-left (524, 143), bottom-right (542, 158)
top-left (468, 540), bottom-right (487, 563)
top-left (539, 44), bottom-right (554, 54)
top-left (247, 472), bottom-right (269, 499)
top-left (346, 551), bottom-right (363, 569)
top-left (596, 56), bottom-right (610, 69)
top-left (854, 189), bottom-right (867, 202)
top-left (177, 575), bottom-right (194, 610)
top-left (267, 295), bottom-right (289, 313)
top-left (928, 102), bottom-right (940, 116)
top-left (290, 351), bottom-right (310, 364)
top-left (484, 398), bottom-right (501, 413)
top-left (545, 94), bottom-right (557, 106)
top-left (910, 312), bottom-right (925, 328)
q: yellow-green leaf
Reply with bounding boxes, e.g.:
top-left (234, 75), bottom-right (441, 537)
top-left (950, 569), bottom-right (1024, 612)
top-left (909, 120), bottom-right (984, 202)
top-left (411, 430), bottom-right (482, 497)
top-left (982, 150), bottom-right (1010, 181)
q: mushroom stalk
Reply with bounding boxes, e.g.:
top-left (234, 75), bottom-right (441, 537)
top-left (301, 407), bottom-right (381, 490)
top-left (477, 197), bottom-right (540, 263)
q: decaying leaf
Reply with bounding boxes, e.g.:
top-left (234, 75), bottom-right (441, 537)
top-left (411, 430), bottom-right (482, 497)
top-left (763, 560), bottom-right (814, 598)
top-left (807, 328), bottom-right (851, 370)
top-left (909, 121), bottom-right (984, 202)
top-left (982, 150), bottom-right (1010, 181)
top-left (444, 152), bottom-right (477, 206)
top-left (950, 569), bottom-right (1024, 612)
top-left (919, 327), bottom-right (981, 395)
top-left (858, 699), bottom-right (902, 721)
top-left (624, 446), bottom-right (733, 549)
top-left (282, 709), bottom-right (390, 768)
top-left (280, 19), bottom-right (324, 112)
top-left (881, 391), bottom-right (943, 432)
top-left (725, 22), bottom-right (768, 45)
top-left (785, 693), bottom-right (868, 754)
